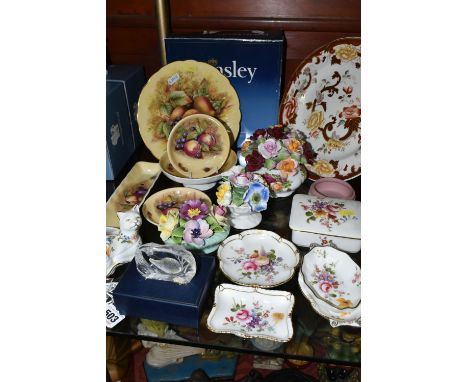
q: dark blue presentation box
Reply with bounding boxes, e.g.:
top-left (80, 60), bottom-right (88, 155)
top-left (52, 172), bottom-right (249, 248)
top-left (113, 255), bottom-right (216, 329)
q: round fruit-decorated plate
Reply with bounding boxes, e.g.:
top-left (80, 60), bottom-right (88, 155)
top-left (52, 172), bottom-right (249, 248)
top-left (137, 60), bottom-right (241, 160)
top-left (280, 37), bottom-right (361, 181)
top-left (167, 114), bottom-right (230, 178)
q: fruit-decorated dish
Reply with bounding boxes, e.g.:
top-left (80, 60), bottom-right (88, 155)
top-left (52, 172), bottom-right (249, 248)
top-left (301, 246), bottom-right (361, 310)
top-left (167, 114), bottom-right (230, 178)
top-left (137, 60), bottom-right (241, 160)
top-left (207, 284), bottom-right (294, 342)
top-left (160, 149), bottom-right (237, 191)
top-left (217, 230), bottom-right (300, 288)
top-left (280, 37), bottom-right (361, 180)
top-left (142, 187), bottom-right (212, 227)
top-left (106, 162), bottom-right (161, 228)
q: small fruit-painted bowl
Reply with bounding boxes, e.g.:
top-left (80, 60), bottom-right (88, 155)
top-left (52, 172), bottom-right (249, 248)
top-left (160, 149), bottom-right (237, 191)
top-left (142, 187), bottom-right (212, 226)
top-left (167, 114), bottom-right (230, 178)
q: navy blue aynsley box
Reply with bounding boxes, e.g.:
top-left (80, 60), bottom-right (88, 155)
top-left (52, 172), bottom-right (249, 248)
top-left (106, 82), bottom-right (135, 180)
top-left (107, 65), bottom-right (146, 148)
top-left (165, 31), bottom-right (284, 147)
top-left (113, 255), bottom-right (216, 328)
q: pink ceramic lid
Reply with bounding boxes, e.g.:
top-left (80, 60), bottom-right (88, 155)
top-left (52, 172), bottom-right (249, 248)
top-left (309, 178), bottom-right (356, 200)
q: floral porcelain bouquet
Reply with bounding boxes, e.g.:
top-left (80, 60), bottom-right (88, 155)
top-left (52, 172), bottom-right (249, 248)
top-left (240, 124), bottom-right (317, 197)
top-left (216, 166), bottom-right (270, 229)
top-left (156, 198), bottom-right (229, 254)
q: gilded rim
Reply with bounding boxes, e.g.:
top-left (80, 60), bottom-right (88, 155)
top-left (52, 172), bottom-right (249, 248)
top-left (137, 60), bottom-right (241, 160)
top-left (206, 283), bottom-right (295, 342)
top-left (298, 272), bottom-right (360, 326)
top-left (279, 36), bottom-right (361, 181)
top-left (217, 230), bottom-right (301, 288)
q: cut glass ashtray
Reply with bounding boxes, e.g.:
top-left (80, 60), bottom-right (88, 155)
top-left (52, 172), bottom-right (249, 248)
top-left (135, 243), bottom-right (196, 284)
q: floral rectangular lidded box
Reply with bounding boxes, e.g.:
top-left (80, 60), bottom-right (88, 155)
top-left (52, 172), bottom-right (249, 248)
top-left (289, 194), bottom-right (361, 253)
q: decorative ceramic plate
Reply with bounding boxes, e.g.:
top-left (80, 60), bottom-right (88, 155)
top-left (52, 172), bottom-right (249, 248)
top-left (137, 60), bottom-right (241, 160)
top-left (207, 284), bottom-right (294, 342)
top-left (142, 187), bottom-right (212, 226)
top-left (167, 114), bottom-right (230, 178)
top-left (217, 230), bottom-right (300, 288)
top-left (302, 246), bottom-right (361, 309)
top-left (298, 272), bottom-right (360, 327)
top-left (106, 161), bottom-right (161, 228)
top-left (160, 149), bottom-right (237, 190)
top-left (280, 37), bottom-right (361, 180)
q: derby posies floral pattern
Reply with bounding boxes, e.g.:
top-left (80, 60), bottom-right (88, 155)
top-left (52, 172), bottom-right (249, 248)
top-left (301, 199), bottom-right (358, 231)
top-left (226, 247), bottom-right (286, 284)
top-left (223, 300), bottom-right (281, 333)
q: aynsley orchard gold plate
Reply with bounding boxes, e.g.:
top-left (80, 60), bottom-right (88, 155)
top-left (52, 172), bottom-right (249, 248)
top-left (280, 37), bottom-right (361, 181)
top-left (137, 60), bottom-right (241, 160)
top-left (106, 161), bottom-right (161, 228)
top-left (167, 114), bottom-right (230, 178)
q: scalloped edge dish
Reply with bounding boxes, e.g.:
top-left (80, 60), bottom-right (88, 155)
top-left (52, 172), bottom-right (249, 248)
top-left (137, 60), bottom-right (241, 160)
top-left (207, 283), bottom-right (294, 342)
top-left (298, 272), bottom-right (360, 328)
top-left (106, 162), bottom-right (161, 228)
top-left (217, 230), bottom-right (300, 288)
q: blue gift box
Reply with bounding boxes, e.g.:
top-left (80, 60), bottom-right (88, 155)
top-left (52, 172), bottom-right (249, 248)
top-left (113, 255), bottom-right (216, 328)
top-left (165, 31), bottom-right (284, 147)
top-left (106, 82), bottom-right (136, 180)
top-left (144, 354), bottom-right (237, 382)
top-left (107, 65), bottom-right (146, 148)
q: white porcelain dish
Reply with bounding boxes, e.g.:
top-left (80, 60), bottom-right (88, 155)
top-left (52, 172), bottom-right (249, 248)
top-left (298, 272), bottom-right (360, 327)
top-left (302, 246), bottom-right (360, 309)
top-left (289, 194), bottom-right (361, 253)
top-left (217, 230), bottom-right (300, 288)
top-left (207, 284), bottom-right (294, 342)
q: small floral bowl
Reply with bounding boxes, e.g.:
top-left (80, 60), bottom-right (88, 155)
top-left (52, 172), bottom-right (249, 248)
top-left (301, 246), bottom-right (361, 310)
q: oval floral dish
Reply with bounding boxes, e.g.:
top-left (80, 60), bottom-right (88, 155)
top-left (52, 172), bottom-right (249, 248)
top-left (298, 271), bottom-right (360, 327)
top-left (207, 283), bottom-right (295, 342)
top-left (217, 230), bottom-right (300, 288)
top-left (280, 37), bottom-right (361, 180)
top-left (302, 246), bottom-right (361, 310)
top-left (167, 114), bottom-right (230, 178)
top-left (137, 60), bottom-right (241, 160)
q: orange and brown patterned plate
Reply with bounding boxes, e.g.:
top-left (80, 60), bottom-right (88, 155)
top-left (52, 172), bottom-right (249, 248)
top-left (137, 60), bottom-right (241, 160)
top-left (280, 37), bottom-right (361, 181)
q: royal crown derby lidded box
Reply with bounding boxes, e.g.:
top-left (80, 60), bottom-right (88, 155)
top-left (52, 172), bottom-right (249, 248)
top-left (289, 194), bottom-right (361, 253)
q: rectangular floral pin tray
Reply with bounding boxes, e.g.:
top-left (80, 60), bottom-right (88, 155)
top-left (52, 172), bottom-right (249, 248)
top-left (206, 283), bottom-right (294, 342)
top-left (106, 161), bottom-right (161, 228)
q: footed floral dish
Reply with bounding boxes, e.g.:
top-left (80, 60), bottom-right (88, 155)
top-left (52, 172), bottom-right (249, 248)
top-left (142, 187), bottom-right (229, 254)
top-left (217, 230), bottom-right (300, 288)
top-left (207, 284), bottom-right (294, 342)
top-left (216, 166), bottom-right (270, 229)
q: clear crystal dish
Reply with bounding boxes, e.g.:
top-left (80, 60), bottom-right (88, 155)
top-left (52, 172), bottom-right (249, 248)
top-left (135, 243), bottom-right (196, 284)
